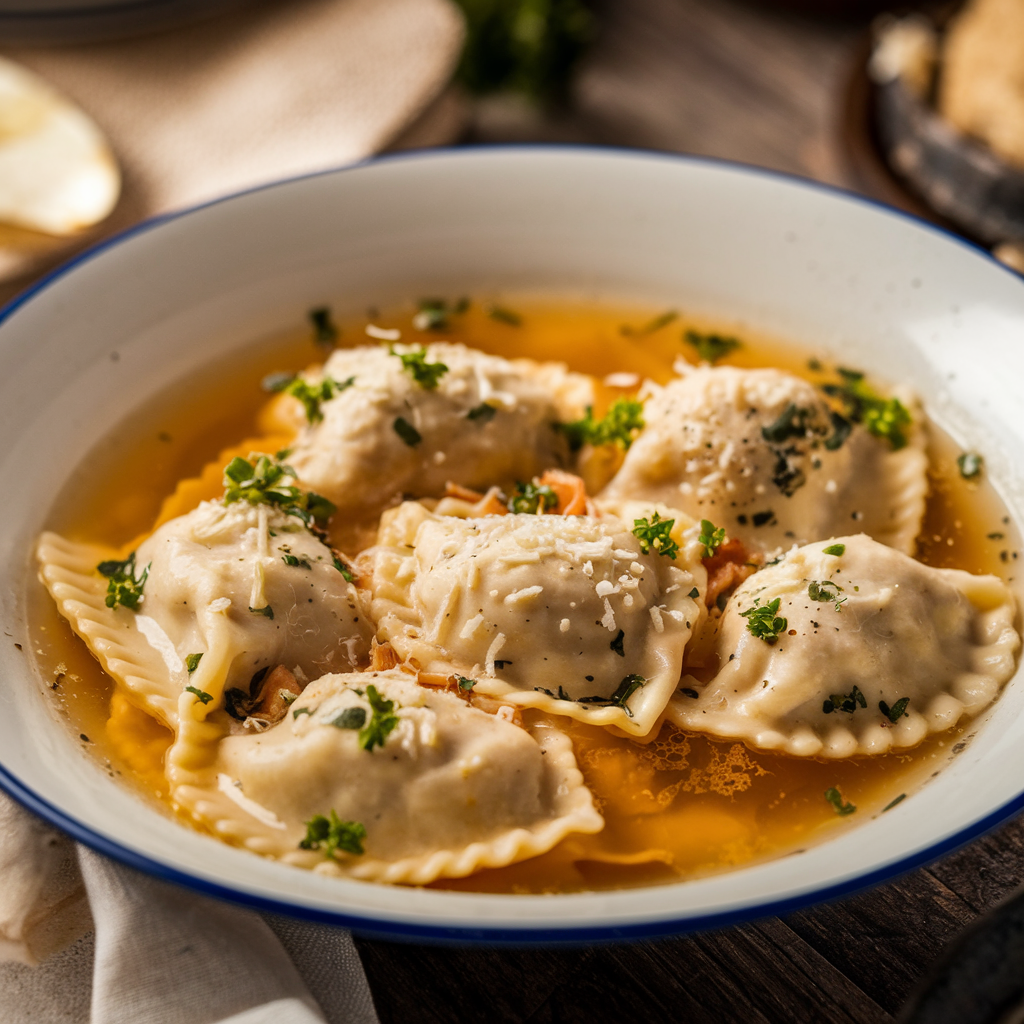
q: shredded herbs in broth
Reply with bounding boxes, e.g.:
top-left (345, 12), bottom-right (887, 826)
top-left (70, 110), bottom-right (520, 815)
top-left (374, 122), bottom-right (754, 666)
top-left (28, 299), bottom-right (1019, 894)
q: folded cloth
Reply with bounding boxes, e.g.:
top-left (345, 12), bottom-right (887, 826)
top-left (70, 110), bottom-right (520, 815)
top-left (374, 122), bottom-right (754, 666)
top-left (0, 0), bottom-right (466, 289)
top-left (0, 796), bottom-right (379, 1023)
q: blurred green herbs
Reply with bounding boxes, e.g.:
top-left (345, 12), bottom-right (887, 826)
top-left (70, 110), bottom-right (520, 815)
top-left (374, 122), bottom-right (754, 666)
top-left (453, 0), bottom-right (595, 102)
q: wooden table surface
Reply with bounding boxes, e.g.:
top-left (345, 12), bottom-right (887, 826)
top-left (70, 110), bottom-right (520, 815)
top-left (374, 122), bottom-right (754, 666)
top-left (355, 2), bottom-right (1024, 1021)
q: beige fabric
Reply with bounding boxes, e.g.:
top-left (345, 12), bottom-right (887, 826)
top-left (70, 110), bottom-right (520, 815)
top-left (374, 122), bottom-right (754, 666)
top-left (0, 0), bottom-right (466, 286)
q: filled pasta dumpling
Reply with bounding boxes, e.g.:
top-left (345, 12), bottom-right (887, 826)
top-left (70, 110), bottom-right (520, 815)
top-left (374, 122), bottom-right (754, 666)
top-left (368, 499), bottom-right (705, 737)
top-left (173, 670), bottom-right (603, 884)
top-left (36, 498), bottom-right (372, 734)
top-left (282, 342), bottom-right (592, 515)
top-left (600, 366), bottom-right (928, 555)
top-left (667, 534), bottom-right (1020, 757)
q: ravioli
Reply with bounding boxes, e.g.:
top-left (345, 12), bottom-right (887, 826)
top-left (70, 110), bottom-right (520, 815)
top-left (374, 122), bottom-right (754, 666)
top-left (367, 499), bottom-right (705, 737)
top-left (282, 342), bottom-right (592, 515)
top-left (667, 534), bottom-right (1020, 757)
top-left (36, 500), bottom-right (372, 735)
top-left (600, 366), bottom-right (928, 555)
top-left (172, 670), bottom-right (603, 884)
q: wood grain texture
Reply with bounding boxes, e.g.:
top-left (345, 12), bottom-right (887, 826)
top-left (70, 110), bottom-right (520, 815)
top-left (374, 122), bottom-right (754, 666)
top-left (357, 1), bottom-right (1024, 1021)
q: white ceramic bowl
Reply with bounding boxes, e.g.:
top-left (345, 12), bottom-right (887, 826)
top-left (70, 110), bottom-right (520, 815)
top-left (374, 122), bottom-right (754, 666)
top-left (2, 148), bottom-right (1023, 942)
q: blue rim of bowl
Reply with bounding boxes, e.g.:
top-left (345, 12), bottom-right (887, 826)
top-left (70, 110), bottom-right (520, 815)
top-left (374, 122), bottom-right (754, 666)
top-left (1, 144), bottom-right (1022, 944)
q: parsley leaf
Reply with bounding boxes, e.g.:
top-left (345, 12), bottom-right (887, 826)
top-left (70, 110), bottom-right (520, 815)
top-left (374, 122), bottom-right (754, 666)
top-left (808, 579), bottom-right (847, 612)
top-left (632, 512), bottom-right (679, 559)
top-left (293, 706), bottom-right (313, 719)
top-left (761, 403), bottom-right (813, 444)
top-left (486, 303), bottom-right (522, 326)
top-left (620, 310), bottom-right (678, 337)
top-left (282, 553), bottom-right (312, 569)
top-left (393, 416), bottom-right (422, 447)
top-left (684, 329), bottom-right (741, 364)
top-left (332, 554), bottom-right (354, 582)
top-left (299, 810), bottom-right (366, 858)
top-left (957, 452), bottom-right (983, 480)
top-left (879, 697), bottom-right (910, 723)
top-left (697, 519), bottom-right (725, 559)
top-left (822, 685), bottom-right (866, 714)
top-left (185, 653), bottom-right (203, 675)
top-left (359, 684), bottom-right (400, 752)
top-left (883, 793), bottom-right (907, 812)
top-left (559, 399), bottom-right (644, 452)
top-left (331, 707), bottom-right (367, 730)
top-left (822, 368), bottom-right (911, 450)
top-left (508, 480), bottom-right (557, 514)
top-left (824, 787), bottom-right (856, 816)
top-left (413, 296), bottom-right (469, 331)
top-left (740, 597), bottom-right (787, 644)
top-left (185, 685), bottom-right (213, 705)
top-left (390, 344), bottom-right (449, 389)
top-left (823, 543), bottom-right (845, 557)
top-left (308, 306), bottom-right (339, 347)
top-left (223, 453), bottom-right (336, 527)
top-left (96, 552), bottom-right (150, 611)
top-left (578, 674), bottom-right (646, 718)
top-left (457, 676), bottom-right (477, 691)
top-left (249, 605), bottom-right (274, 619)
top-left (466, 402), bottom-right (497, 423)
top-left (264, 374), bottom-right (355, 424)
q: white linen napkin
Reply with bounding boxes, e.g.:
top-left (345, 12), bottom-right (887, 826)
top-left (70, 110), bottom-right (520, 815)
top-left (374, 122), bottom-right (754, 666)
top-left (0, 798), bottom-right (379, 1023)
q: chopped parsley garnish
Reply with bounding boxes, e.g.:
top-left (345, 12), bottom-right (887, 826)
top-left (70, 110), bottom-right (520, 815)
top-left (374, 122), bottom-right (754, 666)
top-left (393, 416), bottom-right (422, 447)
top-left (96, 552), bottom-right (150, 611)
top-left (957, 452), bottom-right (983, 480)
top-left (824, 787), bottom-right (856, 816)
top-left (293, 706), bottom-right (313, 719)
top-left (413, 296), bottom-right (469, 331)
top-left (697, 519), bottom-right (725, 559)
top-left (761, 403), bottom-right (813, 444)
top-left (822, 368), bottom-right (911, 450)
top-left (684, 329), bottom-right (741, 364)
top-left (263, 374), bottom-right (355, 424)
top-left (223, 453), bottom-right (336, 527)
top-left (633, 512), bottom-right (679, 559)
top-left (559, 399), bottom-right (644, 452)
top-left (740, 597), bottom-right (787, 644)
top-left (824, 411), bottom-right (852, 451)
top-left (282, 553), bottom-right (312, 569)
top-left (610, 630), bottom-right (625, 656)
top-left (332, 554), bottom-right (354, 582)
top-left (879, 697), bottom-right (910, 723)
top-left (466, 402), bottom-right (497, 423)
top-left (359, 684), bottom-right (400, 752)
top-left (508, 480), bottom-right (557, 514)
top-left (249, 605), bottom-right (274, 619)
top-left (822, 543), bottom-right (846, 557)
top-left (577, 674), bottom-right (646, 718)
top-left (535, 685), bottom-right (572, 700)
top-left (331, 707), bottom-right (367, 730)
top-left (457, 676), bottom-right (477, 691)
top-left (752, 510), bottom-right (776, 528)
top-left (299, 810), bottom-right (366, 858)
top-left (486, 303), bottom-right (522, 326)
top-left (308, 306), bottom-right (338, 347)
top-left (883, 793), bottom-right (907, 812)
top-left (185, 685), bottom-right (213, 705)
top-left (688, 587), bottom-right (700, 599)
top-left (620, 310), bottom-right (678, 337)
top-left (808, 579), bottom-right (846, 612)
top-left (822, 686), bottom-right (865, 714)
top-left (225, 667), bottom-right (269, 720)
top-left (185, 653), bottom-right (203, 675)
top-left (390, 344), bottom-right (449, 389)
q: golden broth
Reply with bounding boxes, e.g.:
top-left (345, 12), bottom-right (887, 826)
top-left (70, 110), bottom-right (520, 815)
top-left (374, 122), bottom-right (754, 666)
top-left (28, 298), bottom-right (1021, 893)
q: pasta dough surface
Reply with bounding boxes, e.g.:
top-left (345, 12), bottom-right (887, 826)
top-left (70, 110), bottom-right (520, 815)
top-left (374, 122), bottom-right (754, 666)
top-left (284, 342), bottom-right (592, 514)
top-left (601, 366), bottom-right (927, 555)
top-left (667, 534), bottom-right (1019, 757)
top-left (173, 670), bottom-right (603, 884)
top-left (368, 499), bottom-right (705, 737)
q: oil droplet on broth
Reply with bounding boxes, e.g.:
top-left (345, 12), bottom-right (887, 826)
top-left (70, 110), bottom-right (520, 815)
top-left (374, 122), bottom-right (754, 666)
top-left (27, 298), bottom-right (1015, 892)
